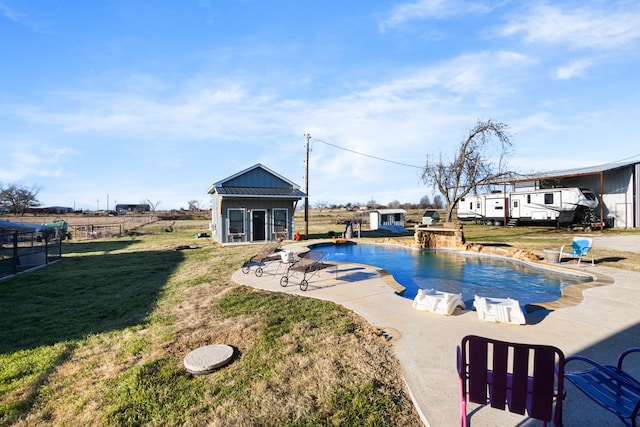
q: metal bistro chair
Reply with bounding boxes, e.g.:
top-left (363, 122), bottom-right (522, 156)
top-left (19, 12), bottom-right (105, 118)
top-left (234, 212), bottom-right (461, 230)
top-left (457, 335), bottom-right (565, 426)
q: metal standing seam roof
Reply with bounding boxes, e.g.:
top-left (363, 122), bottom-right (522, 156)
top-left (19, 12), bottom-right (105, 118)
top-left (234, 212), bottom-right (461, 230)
top-left (502, 159), bottom-right (640, 183)
top-left (0, 221), bottom-right (53, 232)
top-left (206, 163), bottom-right (306, 197)
top-left (213, 186), bottom-right (306, 198)
top-left (374, 209), bottom-right (407, 215)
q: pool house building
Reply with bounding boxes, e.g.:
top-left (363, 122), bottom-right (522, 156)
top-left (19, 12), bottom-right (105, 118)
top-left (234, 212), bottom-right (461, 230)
top-left (207, 164), bottom-right (306, 244)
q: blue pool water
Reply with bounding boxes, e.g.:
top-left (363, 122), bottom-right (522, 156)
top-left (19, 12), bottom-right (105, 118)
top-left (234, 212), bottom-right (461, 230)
top-left (309, 243), bottom-right (588, 306)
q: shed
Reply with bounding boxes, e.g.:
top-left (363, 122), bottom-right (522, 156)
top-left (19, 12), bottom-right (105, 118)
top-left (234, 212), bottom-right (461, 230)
top-left (369, 209), bottom-right (407, 233)
top-left (422, 210), bottom-right (440, 225)
top-left (206, 164), bottom-right (306, 244)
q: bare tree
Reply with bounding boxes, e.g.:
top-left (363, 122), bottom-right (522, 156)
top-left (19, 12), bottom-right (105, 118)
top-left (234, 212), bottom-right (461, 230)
top-left (143, 199), bottom-right (161, 212)
top-left (0, 183), bottom-right (41, 215)
top-left (418, 195), bottom-right (431, 209)
top-left (187, 199), bottom-right (200, 211)
top-left (421, 119), bottom-right (513, 222)
top-left (314, 200), bottom-right (329, 212)
top-left (432, 194), bottom-right (445, 209)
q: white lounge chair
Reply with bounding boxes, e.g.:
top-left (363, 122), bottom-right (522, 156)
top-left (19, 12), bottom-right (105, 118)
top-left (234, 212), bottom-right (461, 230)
top-left (412, 288), bottom-right (465, 316)
top-left (473, 295), bottom-right (526, 325)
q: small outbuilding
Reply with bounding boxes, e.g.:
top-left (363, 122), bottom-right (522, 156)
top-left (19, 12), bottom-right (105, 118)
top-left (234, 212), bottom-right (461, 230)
top-left (206, 164), bottom-right (306, 244)
top-left (369, 209), bottom-right (407, 233)
top-left (422, 210), bottom-right (440, 225)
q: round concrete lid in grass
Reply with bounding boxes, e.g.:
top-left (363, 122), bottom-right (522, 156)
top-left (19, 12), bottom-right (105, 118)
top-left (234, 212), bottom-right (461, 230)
top-left (183, 344), bottom-right (235, 375)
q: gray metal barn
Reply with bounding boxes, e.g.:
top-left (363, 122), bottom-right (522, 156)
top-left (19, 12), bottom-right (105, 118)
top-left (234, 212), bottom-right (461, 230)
top-left (207, 164), bottom-right (306, 244)
top-left (511, 160), bottom-right (640, 229)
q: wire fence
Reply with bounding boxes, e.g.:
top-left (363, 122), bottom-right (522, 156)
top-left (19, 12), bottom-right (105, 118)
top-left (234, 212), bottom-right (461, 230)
top-left (62, 215), bottom-right (158, 240)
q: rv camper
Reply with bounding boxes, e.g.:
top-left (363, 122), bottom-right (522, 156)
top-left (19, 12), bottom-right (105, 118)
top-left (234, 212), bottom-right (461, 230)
top-left (457, 187), bottom-right (598, 226)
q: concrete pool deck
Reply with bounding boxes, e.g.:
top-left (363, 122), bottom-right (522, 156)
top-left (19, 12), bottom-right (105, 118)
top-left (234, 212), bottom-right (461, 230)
top-left (231, 240), bottom-right (640, 426)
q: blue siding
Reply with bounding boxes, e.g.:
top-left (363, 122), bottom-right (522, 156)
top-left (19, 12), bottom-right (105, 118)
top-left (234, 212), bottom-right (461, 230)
top-left (225, 168), bottom-right (291, 188)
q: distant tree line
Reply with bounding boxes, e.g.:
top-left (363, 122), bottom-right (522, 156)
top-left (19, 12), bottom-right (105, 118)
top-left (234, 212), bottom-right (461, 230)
top-left (313, 194), bottom-right (444, 212)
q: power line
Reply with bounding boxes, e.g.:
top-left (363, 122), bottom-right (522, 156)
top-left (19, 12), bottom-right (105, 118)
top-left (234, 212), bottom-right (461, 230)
top-left (311, 138), bottom-right (423, 170)
top-left (606, 153), bottom-right (640, 164)
top-left (312, 138), bottom-right (640, 175)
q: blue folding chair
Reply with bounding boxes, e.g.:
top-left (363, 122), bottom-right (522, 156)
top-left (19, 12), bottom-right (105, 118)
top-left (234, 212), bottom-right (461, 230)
top-left (565, 348), bottom-right (640, 426)
top-left (559, 237), bottom-right (594, 265)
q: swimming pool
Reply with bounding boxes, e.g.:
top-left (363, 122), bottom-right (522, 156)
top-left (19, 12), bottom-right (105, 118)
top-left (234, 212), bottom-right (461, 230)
top-left (309, 243), bottom-right (589, 306)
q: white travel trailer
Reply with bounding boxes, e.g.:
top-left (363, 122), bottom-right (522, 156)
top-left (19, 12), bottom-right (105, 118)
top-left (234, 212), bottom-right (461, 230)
top-left (457, 187), bottom-right (598, 226)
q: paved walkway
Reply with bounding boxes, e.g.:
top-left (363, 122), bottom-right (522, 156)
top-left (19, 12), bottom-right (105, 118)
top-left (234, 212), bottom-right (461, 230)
top-left (232, 240), bottom-right (640, 426)
top-left (592, 234), bottom-right (640, 253)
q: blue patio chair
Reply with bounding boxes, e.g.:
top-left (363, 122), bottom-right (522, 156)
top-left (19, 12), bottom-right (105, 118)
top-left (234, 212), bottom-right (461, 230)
top-left (559, 237), bottom-right (594, 265)
top-left (457, 335), bottom-right (565, 426)
top-left (565, 348), bottom-right (640, 426)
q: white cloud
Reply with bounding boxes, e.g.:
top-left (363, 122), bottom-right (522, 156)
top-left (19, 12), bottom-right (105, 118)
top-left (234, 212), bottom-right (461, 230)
top-left (0, 144), bottom-right (71, 182)
top-left (511, 113), bottom-right (567, 133)
top-left (379, 0), bottom-right (498, 30)
top-left (6, 83), bottom-right (280, 142)
top-left (0, 1), bottom-right (51, 31)
top-left (501, 3), bottom-right (640, 50)
top-left (0, 2), bottom-right (23, 22)
top-left (357, 50), bottom-right (533, 105)
top-left (5, 50), bottom-right (532, 148)
top-left (554, 58), bottom-right (593, 80)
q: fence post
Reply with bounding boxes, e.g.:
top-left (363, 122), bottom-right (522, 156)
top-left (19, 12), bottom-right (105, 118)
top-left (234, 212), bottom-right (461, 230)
top-left (12, 231), bottom-right (17, 275)
top-left (45, 231), bottom-right (49, 264)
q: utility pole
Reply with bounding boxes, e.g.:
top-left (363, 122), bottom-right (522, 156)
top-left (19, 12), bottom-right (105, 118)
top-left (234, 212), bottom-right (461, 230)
top-left (304, 133), bottom-right (311, 239)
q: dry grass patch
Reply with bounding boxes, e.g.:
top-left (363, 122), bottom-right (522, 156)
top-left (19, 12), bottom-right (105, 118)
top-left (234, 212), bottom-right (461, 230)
top-left (179, 296), bottom-right (418, 427)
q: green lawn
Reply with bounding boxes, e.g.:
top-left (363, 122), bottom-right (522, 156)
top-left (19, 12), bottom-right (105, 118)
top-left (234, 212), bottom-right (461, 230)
top-left (0, 220), bottom-right (420, 426)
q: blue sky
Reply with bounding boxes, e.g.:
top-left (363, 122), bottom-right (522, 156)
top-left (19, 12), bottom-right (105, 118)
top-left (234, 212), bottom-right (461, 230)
top-left (1, 0), bottom-right (639, 211)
